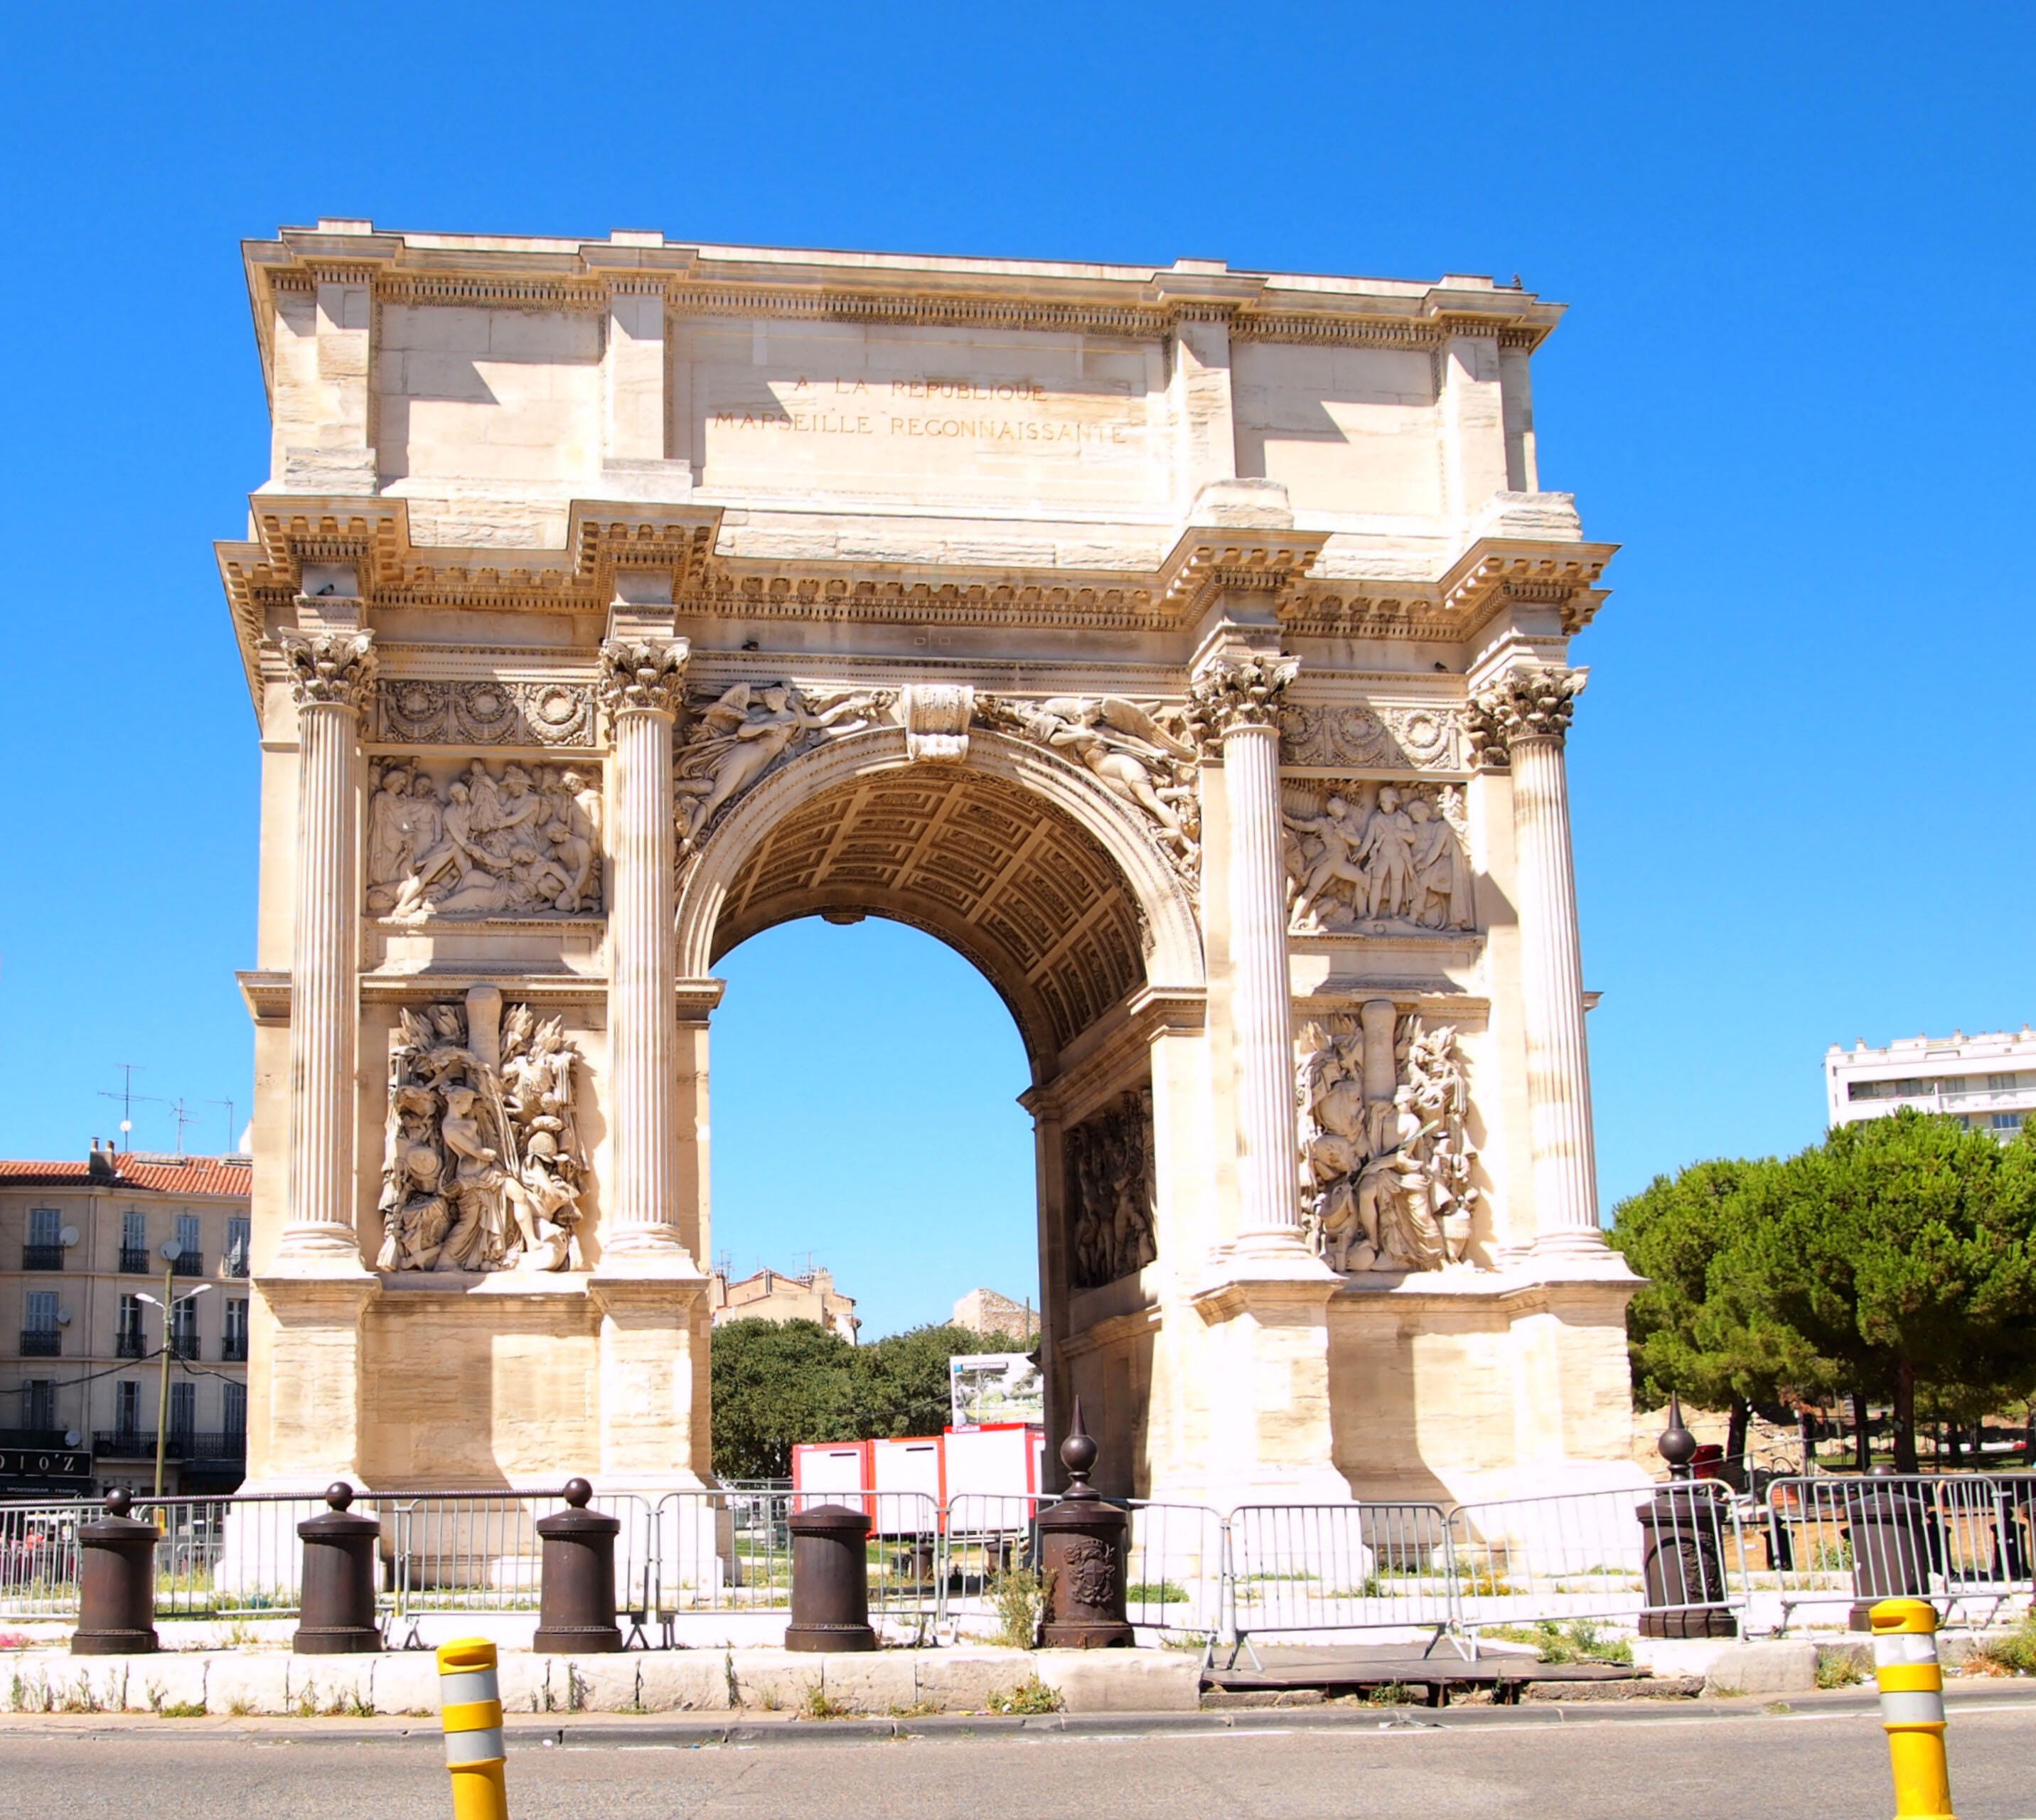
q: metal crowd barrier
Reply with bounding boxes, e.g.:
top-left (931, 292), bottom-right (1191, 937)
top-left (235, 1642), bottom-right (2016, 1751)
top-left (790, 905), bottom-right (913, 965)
top-left (3, 1470), bottom-right (2030, 1648)
top-left (1228, 1502), bottom-right (1459, 1664)
top-left (1756, 1473), bottom-right (2035, 1634)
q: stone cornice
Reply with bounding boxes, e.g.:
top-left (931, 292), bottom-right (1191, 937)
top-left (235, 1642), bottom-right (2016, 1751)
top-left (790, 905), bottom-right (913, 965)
top-left (1283, 534), bottom-right (1617, 643)
top-left (242, 226), bottom-right (1568, 399)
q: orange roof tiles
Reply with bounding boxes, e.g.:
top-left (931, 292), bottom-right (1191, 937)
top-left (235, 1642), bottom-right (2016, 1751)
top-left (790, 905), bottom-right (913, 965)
top-left (0, 1155), bottom-right (250, 1199)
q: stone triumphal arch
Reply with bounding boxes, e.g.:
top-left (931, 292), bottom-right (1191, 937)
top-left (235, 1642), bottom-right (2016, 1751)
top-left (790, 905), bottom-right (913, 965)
top-left (223, 223), bottom-right (1641, 1511)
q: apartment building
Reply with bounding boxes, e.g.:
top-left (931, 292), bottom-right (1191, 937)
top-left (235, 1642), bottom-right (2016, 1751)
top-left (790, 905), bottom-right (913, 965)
top-left (1826, 1028), bottom-right (2036, 1140)
top-left (710, 1263), bottom-right (860, 1342)
top-left (0, 1145), bottom-right (252, 1496)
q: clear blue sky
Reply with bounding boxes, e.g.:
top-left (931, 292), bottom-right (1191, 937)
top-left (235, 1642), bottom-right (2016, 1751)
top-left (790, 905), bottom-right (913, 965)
top-left (1, 5), bottom-right (2030, 1337)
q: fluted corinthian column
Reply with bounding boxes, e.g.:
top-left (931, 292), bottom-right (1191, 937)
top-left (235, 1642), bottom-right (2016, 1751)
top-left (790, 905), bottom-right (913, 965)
top-left (596, 636), bottom-right (693, 1263)
top-left (1470, 663), bottom-right (1607, 1258)
top-left (277, 630), bottom-right (376, 1268)
top-left (1189, 653), bottom-right (1308, 1251)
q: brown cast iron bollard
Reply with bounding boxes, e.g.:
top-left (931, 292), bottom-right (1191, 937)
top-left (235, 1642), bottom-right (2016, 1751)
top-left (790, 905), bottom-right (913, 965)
top-left (295, 1481), bottom-right (384, 1654)
top-left (73, 1489), bottom-right (160, 1656)
top-left (785, 1502), bottom-right (877, 1652)
top-left (1037, 1398), bottom-right (1132, 1648)
top-left (534, 1477), bottom-right (622, 1654)
top-left (1638, 1395), bottom-right (1737, 1639)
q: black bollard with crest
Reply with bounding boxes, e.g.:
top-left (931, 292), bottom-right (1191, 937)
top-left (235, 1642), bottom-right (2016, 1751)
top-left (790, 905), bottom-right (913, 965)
top-left (785, 1502), bottom-right (877, 1652)
top-left (1036, 1399), bottom-right (1132, 1648)
top-left (1636, 1395), bottom-right (1738, 1638)
top-left (72, 1490), bottom-right (160, 1656)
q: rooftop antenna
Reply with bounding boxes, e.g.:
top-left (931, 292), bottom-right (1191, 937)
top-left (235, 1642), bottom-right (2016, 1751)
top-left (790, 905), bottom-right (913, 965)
top-left (98, 1066), bottom-right (163, 1152)
top-left (166, 1098), bottom-right (202, 1157)
top-left (206, 1099), bottom-right (237, 1155)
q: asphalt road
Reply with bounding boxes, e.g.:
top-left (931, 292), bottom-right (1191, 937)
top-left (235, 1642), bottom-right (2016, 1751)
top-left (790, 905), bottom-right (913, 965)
top-left (2, 1704), bottom-right (2033, 1819)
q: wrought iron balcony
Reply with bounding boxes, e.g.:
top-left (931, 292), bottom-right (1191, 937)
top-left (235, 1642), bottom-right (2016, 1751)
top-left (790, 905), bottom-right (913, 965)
top-left (118, 1246), bottom-right (150, 1274)
top-left (92, 1430), bottom-right (245, 1462)
top-left (220, 1336), bottom-right (248, 1362)
top-left (18, 1331), bottom-right (60, 1357)
top-left (20, 1245), bottom-right (65, 1271)
top-left (114, 1331), bottom-right (146, 1359)
top-left (167, 1334), bottom-right (198, 1361)
top-left (170, 1251), bottom-right (204, 1278)
top-left (223, 1251), bottom-right (249, 1280)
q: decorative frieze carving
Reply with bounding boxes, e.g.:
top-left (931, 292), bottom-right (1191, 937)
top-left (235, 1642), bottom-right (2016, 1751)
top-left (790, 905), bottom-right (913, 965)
top-left (1066, 1088), bottom-right (1157, 1292)
top-left (367, 759), bottom-right (603, 918)
top-left (975, 694), bottom-right (1200, 876)
top-left (1184, 654), bottom-right (1298, 748)
top-left (1282, 781), bottom-right (1473, 935)
top-left (280, 629), bottom-right (377, 711)
top-left (1297, 1012), bottom-right (1479, 1274)
top-left (673, 681), bottom-right (889, 859)
top-left (1278, 702), bottom-right (1464, 772)
top-left (375, 678), bottom-right (596, 748)
top-left (596, 637), bottom-right (690, 717)
top-left (377, 997), bottom-right (586, 1274)
top-left (1466, 663), bottom-right (1586, 769)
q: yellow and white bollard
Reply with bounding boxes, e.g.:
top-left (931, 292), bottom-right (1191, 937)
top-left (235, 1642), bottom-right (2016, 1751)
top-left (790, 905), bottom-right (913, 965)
top-left (1871, 1597), bottom-right (1954, 1819)
top-left (436, 1637), bottom-right (509, 1820)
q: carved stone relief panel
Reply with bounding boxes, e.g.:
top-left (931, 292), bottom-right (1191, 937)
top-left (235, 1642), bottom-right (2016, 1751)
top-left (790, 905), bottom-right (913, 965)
top-left (377, 992), bottom-right (586, 1275)
top-left (673, 680), bottom-right (891, 862)
top-left (367, 759), bottom-right (603, 919)
top-left (975, 694), bottom-right (1201, 884)
top-left (1281, 779), bottom-right (1472, 936)
top-left (1280, 702), bottom-right (1464, 772)
top-left (1296, 1009), bottom-right (1480, 1275)
top-left (377, 679), bottom-right (597, 748)
top-left (1066, 1088), bottom-right (1157, 1292)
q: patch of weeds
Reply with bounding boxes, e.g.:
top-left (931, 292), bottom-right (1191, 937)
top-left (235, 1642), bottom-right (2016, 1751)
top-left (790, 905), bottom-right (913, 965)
top-left (1125, 1580), bottom-right (1187, 1605)
top-left (1815, 1653), bottom-right (1865, 1689)
top-left (60, 1676), bottom-right (105, 1715)
top-left (757, 1685), bottom-right (783, 1712)
top-left (1764, 1700), bottom-right (1792, 1715)
top-left (1809, 1541), bottom-right (1853, 1573)
top-left (1479, 1620), bottom-right (1630, 1665)
top-left (1708, 1681), bottom-right (1747, 1700)
top-left (886, 1700), bottom-right (941, 1718)
top-left (156, 1699), bottom-right (208, 1718)
top-left (988, 1566), bottom-right (1043, 1650)
top-left (800, 1685), bottom-right (852, 1720)
top-left (986, 1675), bottom-right (1062, 1715)
top-left (220, 1622), bottom-right (259, 1649)
top-left (326, 1691), bottom-right (374, 1718)
top-left (1367, 1681), bottom-right (1415, 1706)
top-left (1162, 1632), bottom-right (1215, 1654)
top-left (227, 1696), bottom-right (258, 1717)
top-left (1458, 1571), bottom-right (1516, 1597)
top-left (1972, 1619), bottom-right (2036, 1676)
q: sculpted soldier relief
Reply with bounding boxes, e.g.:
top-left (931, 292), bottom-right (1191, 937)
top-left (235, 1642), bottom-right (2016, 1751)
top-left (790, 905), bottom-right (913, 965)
top-left (1066, 1088), bottom-right (1158, 1291)
top-left (1282, 781), bottom-right (1472, 936)
top-left (377, 999), bottom-right (586, 1274)
top-left (367, 760), bottom-right (603, 919)
top-left (1298, 1015), bottom-right (1480, 1275)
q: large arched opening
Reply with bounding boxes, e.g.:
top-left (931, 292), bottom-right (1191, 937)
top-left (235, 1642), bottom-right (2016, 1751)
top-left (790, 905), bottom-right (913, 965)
top-left (675, 726), bottom-right (1208, 1492)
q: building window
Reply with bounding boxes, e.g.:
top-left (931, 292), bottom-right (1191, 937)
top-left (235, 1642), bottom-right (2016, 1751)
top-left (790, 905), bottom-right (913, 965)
top-left (120, 1210), bottom-right (148, 1273)
top-left (168, 1381), bottom-right (195, 1441)
top-left (22, 1290), bottom-right (60, 1356)
top-left (1993, 1113), bottom-right (2025, 1131)
top-left (117, 1295), bottom-right (146, 1359)
top-left (222, 1381), bottom-right (246, 1438)
top-left (170, 1296), bottom-right (200, 1360)
top-left (225, 1216), bottom-right (250, 1278)
top-left (1988, 1073), bottom-right (2020, 1091)
top-left (21, 1381), bottom-right (55, 1432)
top-left (24, 1207), bottom-right (64, 1269)
top-left (114, 1381), bottom-right (140, 1441)
top-left (222, 1298), bottom-right (249, 1362)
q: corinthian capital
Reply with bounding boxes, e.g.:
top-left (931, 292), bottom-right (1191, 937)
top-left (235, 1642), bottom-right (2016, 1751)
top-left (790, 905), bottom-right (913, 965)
top-left (279, 630), bottom-right (377, 712)
top-left (1466, 663), bottom-right (1587, 768)
top-left (1186, 653), bottom-right (1299, 752)
top-left (596, 636), bottom-right (691, 717)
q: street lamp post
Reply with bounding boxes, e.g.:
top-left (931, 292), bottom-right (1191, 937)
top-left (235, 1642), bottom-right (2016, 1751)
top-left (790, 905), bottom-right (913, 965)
top-left (135, 1243), bottom-right (209, 1500)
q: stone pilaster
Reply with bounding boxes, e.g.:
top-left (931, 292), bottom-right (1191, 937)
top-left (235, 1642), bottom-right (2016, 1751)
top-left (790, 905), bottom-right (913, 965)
top-left (596, 636), bottom-right (694, 1265)
top-left (1188, 653), bottom-right (1307, 1253)
top-left (276, 629), bottom-right (375, 1270)
top-left (1468, 663), bottom-right (1607, 1260)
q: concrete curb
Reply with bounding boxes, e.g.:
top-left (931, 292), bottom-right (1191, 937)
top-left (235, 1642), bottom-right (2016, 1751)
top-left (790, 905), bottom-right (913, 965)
top-left (4, 1678), bottom-right (2032, 1747)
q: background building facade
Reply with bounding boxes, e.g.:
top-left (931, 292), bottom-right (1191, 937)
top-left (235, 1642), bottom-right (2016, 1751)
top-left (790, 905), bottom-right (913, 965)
top-left (0, 1147), bottom-right (251, 1496)
top-left (710, 1264), bottom-right (859, 1342)
top-left (1826, 1029), bottom-right (2036, 1140)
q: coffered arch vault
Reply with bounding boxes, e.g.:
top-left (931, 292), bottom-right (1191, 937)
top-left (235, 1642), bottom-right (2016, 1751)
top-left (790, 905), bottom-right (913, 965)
top-left (674, 726), bottom-right (1205, 1073)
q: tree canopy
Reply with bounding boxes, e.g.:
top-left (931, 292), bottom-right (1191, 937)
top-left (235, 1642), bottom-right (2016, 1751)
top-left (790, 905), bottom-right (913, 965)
top-left (1611, 1112), bottom-right (2036, 1471)
top-left (709, 1318), bottom-right (1041, 1480)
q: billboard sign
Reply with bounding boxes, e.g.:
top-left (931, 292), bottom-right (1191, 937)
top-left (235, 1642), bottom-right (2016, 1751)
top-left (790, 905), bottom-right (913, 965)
top-left (949, 1352), bottom-right (1044, 1429)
